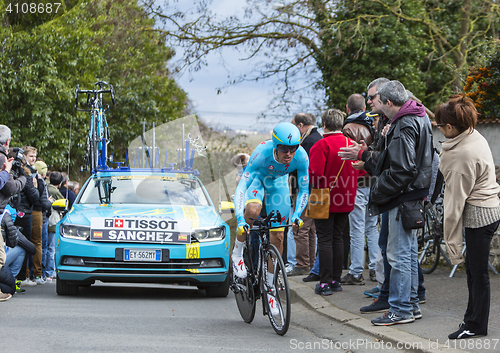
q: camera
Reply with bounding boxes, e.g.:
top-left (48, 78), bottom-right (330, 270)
top-left (8, 147), bottom-right (25, 178)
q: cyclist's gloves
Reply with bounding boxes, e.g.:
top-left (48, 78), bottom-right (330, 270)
top-left (236, 222), bottom-right (250, 236)
top-left (293, 218), bottom-right (304, 229)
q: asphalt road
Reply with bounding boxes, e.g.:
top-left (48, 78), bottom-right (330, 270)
top-left (1, 281), bottom-right (408, 353)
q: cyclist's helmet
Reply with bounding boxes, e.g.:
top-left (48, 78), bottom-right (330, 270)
top-left (272, 123), bottom-right (301, 153)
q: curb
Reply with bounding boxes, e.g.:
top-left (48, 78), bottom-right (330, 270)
top-left (288, 279), bottom-right (469, 353)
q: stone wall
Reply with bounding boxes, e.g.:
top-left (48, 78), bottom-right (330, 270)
top-left (432, 123), bottom-right (500, 270)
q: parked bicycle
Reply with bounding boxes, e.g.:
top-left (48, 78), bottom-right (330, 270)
top-left (75, 81), bottom-right (115, 173)
top-left (418, 196), bottom-right (444, 274)
top-left (231, 211), bottom-right (292, 335)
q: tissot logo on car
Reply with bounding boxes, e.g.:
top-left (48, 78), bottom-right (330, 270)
top-left (91, 217), bottom-right (191, 244)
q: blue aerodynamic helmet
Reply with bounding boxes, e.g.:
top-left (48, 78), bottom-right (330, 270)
top-left (272, 122), bottom-right (301, 151)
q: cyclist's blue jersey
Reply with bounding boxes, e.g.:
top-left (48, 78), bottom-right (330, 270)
top-left (235, 140), bottom-right (309, 228)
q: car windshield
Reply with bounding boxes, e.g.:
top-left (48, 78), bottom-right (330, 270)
top-left (78, 175), bottom-right (210, 206)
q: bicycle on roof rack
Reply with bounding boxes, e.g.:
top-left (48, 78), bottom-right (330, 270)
top-left (230, 210), bottom-right (292, 336)
top-left (75, 81), bottom-right (115, 173)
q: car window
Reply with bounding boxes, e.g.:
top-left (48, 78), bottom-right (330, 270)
top-left (78, 175), bottom-right (210, 206)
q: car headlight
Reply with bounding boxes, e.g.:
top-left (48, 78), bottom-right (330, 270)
top-left (60, 224), bottom-right (90, 240)
top-left (191, 226), bottom-right (225, 242)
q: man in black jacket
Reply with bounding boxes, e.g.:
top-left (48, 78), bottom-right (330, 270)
top-left (368, 80), bottom-right (433, 326)
top-left (287, 113), bottom-right (322, 276)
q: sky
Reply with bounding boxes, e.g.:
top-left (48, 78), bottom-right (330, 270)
top-left (163, 0), bottom-right (321, 133)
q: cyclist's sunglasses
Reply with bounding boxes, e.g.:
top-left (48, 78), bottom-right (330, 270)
top-left (276, 144), bottom-right (299, 153)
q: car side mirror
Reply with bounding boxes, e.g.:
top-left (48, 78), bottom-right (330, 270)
top-left (52, 198), bottom-right (68, 212)
top-left (219, 201), bottom-right (235, 214)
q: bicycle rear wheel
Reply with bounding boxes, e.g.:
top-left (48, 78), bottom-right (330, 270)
top-left (234, 244), bottom-right (256, 323)
top-left (262, 244), bottom-right (291, 335)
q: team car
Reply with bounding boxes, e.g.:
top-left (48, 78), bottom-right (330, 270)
top-left (55, 168), bottom-right (230, 297)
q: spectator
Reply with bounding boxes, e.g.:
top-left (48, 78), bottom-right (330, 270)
top-left (288, 113), bottom-right (322, 277)
top-left (10, 149), bottom-right (40, 287)
top-left (46, 172), bottom-right (64, 280)
top-left (68, 180), bottom-right (80, 195)
top-left (231, 153), bottom-right (250, 186)
top-left (340, 93), bottom-right (379, 285)
top-left (34, 160), bottom-right (53, 282)
top-left (2, 206), bottom-right (36, 294)
top-left (309, 109), bottom-right (358, 296)
top-left (0, 233), bottom-right (13, 300)
top-left (59, 172), bottom-right (76, 208)
top-left (367, 80), bottom-right (433, 326)
top-left (23, 148), bottom-right (51, 285)
top-left (0, 125), bottom-right (26, 211)
top-left (436, 95), bottom-right (500, 339)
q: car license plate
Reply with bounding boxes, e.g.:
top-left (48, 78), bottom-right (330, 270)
top-left (124, 249), bottom-right (161, 262)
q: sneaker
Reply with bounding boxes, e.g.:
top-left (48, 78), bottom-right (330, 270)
top-left (285, 264), bottom-right (294, 274)
top-left (448, 327), bottom-right (485, 339)
top-left (418, 295), bottom-right (426, 304)
top-left (330, 281), bottom-right (342, 292)
top-left (267, 294), bottom-right (280, 316)
top-left (413, 310), bottom-right (422, 320)
top-left (302, 273), bottom-right (320, 282)
top-left (21, 279), bottom-right (37, 287)
top-left (364, 287), bottom-right (380, 298)
top-left (288, 267), bottom-right (308, 277)
top-left (369, 269), bottom-right (377, 282)
top-left (371, 311), bottom-right (415, 326)
top-left (231, 255), bottom-right (247, 279)
top-left (340, 273), bottom-right (365, 285)
top-left (44, 277), bottom-right (52, 283)
top-left (0, 292), bottom-right (12, 301)
top-left (360, 297), bottom-right (390, 313)
top-left (15, 280), bottom-right (25, 293)
top-left (34, 277), bottom-right (45, 285)
top-left (314, 283), bottom-right (333, 296)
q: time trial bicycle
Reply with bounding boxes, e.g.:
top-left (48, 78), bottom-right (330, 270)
top-left (231, 211), bottom-right (292, 335)
top-left (75, 81), bottom-right (115, 173)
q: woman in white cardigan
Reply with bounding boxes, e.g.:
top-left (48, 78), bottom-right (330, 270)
top-left (435, 95), bottom-right (500, 340)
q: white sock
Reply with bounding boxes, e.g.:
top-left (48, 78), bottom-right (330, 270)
top-left (233, 240), bottom-right (244, 258)
top-left (267, 271), bottom-right (274, 288)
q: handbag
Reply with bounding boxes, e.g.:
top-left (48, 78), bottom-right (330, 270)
top-left (306, 137), bottom-right (348, 219)
top-left (398, 199), bottom-right (425, 230)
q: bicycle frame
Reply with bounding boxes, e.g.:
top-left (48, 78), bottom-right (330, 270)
top-left (232, 211), bottom-right (292, 335)
top-left (75, 81), bottom-right (115, 174)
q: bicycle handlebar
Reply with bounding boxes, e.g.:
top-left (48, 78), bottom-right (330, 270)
top-left (250, 211), bottom-right (294, 231)
top-left (75, 83), bottom-right (115, 111)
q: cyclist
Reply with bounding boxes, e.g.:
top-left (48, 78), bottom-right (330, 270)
top-left (232, 122), bottom-right (309, 314)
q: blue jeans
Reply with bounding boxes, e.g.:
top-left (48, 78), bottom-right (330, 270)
top-left (5, 245), bottom-right (26, 278)
top-left (386, 206), bottom-right (419, 318)
top-left (348, 188), bottom-right (379, 275)
top-left (44, 232), bottom-right (56, 278)
top-left (379, 212), bottom-right (426, 301)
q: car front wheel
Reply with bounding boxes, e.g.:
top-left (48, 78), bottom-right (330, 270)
top-left (56, 274), bottom-right (79, 296)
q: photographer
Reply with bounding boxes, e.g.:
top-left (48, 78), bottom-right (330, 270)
top-left (0, 125), bottom-right (26, 211)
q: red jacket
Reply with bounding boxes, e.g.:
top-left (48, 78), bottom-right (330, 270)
top-left (309, 132), bottom-right (359, 213)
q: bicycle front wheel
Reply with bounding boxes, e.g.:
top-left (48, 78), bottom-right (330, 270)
top-left (418, 207), bottom-right (441, 274)
top-left (234, 245), bottom-right (256, 323)
top-left (262, 244), bottom-right (291, 335)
